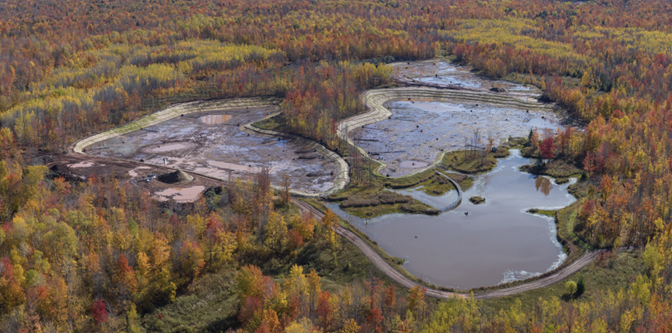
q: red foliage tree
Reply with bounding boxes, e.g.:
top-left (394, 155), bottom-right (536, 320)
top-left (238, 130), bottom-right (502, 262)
top-left (367, 306), bottom-right (384, 333)
top-left (316, 291), bottom-right (332, 331)
top-left (238, 296), bottom-right (262, 327)
top-left (91, 299), bottom-right (108, 325)
top-left (287, 229), bottom-right (304, 251)
top-left (540, 137), bottom-right (555, 160)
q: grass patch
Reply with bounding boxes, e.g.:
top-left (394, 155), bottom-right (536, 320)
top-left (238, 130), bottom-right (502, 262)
top-left (506, 136), bottom-right (529, 149)
top-left (329, 168), bottom-right (459, 217)
top-left (440, 171), bottom-right (474, 191)
top-left (556, 177), bottom-right (569, 184)
top-left (141, 271), bottom-right (240, 332)
top-left (556, 201), bottom-right (593, 251)
top-left (252, 113), bottom-right (286, 131)
top-left (410, 173), bottom-right (457, 197)
top-left (526, 208), bottom-right (556, 218)
top-left (480, 249), bottom-right (644, 315)
top-left (441, 148), bottom-right (508, 174)
top-left (567, 178), bottom-right (594, 199)
top-left (469, 196), bottom-right (485, 205)
top-left (343, 201), bottom-right (439, 218)
top-left (520, 159), bottom-right (583, 178)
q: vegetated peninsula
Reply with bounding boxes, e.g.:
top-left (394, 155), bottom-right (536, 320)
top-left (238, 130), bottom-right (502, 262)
top-left (0, 0), bottom-right (671, 331)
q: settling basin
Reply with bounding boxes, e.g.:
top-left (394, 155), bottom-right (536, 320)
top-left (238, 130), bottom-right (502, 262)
top-left (328, 150), bottom-right (575, 290)
top-left (351, 100), bottom-right (561, 177)
top-left (85, 106), bottom-right (338, 194)
top-left (395, 60), bottom-right (536, 93)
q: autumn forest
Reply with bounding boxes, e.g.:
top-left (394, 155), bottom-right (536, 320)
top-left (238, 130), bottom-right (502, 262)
top-left (2, 0), bottom-right (672, 331)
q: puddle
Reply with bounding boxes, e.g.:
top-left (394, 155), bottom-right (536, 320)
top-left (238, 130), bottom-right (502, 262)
top-left (69, 161), bottom-right (95, 168)
top-left (352, 100), bottom-right (561, 177)
top-left (150, 143), bottom-right (191, 152)
top-left (208, 160), bottom-right (268, 174)
top-left (200, 114), bottom-right (232, 124)
top-left (399, 160), bottom-right (429, 168)
top-left (154, 185), bottom-right (206, 203)
top-left (329, 150), bottom-right (574, 290)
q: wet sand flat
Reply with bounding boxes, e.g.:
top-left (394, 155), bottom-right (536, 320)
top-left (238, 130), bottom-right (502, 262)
top-left (86, 106), bottom-right (338, 194)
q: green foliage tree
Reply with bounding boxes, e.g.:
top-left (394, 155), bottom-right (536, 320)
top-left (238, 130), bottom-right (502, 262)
top-left (566, 280), bottom-right (578, 297)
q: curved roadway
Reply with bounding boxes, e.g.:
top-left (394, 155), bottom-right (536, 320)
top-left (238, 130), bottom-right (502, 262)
top-left (293, 199), bottom-right (599, 300)
top-left (70, 69), bottom-right (599, 300)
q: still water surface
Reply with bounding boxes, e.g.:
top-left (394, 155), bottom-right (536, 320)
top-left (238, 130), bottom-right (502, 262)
top-left (328, 150), bottom-right (575, 289)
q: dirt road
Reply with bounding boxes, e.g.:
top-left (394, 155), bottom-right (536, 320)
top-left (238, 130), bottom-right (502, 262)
top-left (292, 199), bottom-right (599, 300)
top-left (52, 145), bottom-right (598, 300)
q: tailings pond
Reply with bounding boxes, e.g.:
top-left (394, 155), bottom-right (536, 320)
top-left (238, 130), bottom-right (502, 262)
top-left (352, 61), bottom-right (564, 177)
top-left (395, 61), bottom-right (537, 94)
top-left (328, 150), bottom-right (575, 290)
top-left (351, 100), bottom-right (562, 177)
top-left (85, 106), bottom-right (338, 194)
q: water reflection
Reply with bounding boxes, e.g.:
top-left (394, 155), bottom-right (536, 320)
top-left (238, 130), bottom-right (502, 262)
top-left (329, 150), bottom-right (576, 290)
top-left (535, 176), bottom-right (553, 196)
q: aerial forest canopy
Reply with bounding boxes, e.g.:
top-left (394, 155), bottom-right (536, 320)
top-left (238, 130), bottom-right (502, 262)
top-left (1, 0), bottom-right (672, 331)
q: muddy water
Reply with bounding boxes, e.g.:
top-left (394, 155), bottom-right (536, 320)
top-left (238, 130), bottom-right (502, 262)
top-left (328, 150), bottom-right (575, 289)
top-left (150, 143), bottom-right (193, 153)
top-left (352, 101), bottom-right (561, 177)
top-left (86, 108), bottom-right (338, 194)
top-left (200, 114), bottom-right (232, 124)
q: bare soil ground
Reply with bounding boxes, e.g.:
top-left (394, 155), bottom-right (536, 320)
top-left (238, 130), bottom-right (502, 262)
top-left (83, 106), bottom-right (338, 195)
top-left (394, 60), bottom-right (540, 96)
top-left (47, 153), bottom-right (224, 202)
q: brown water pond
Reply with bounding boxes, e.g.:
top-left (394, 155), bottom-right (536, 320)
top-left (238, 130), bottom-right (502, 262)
top-left (328, 150), bottom-right (575, 290)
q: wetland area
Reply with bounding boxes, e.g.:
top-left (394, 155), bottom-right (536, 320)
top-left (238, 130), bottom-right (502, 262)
top-left (329, 151), bottom-right (575, 290)
top-left (74, 59), bottom-right (577, 290)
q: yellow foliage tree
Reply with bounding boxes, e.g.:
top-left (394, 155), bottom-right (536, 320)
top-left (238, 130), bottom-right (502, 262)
top-left (321, 209), bottom-right (338, 248)
top-left (264, 212), bottom-right (288, 252)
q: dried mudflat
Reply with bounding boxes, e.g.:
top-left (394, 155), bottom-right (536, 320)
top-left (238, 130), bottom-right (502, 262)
top-left (85, 106), bottom-right (338, 194)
